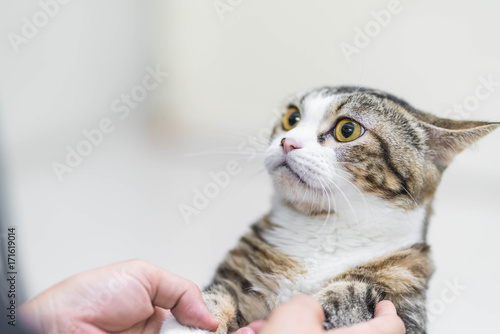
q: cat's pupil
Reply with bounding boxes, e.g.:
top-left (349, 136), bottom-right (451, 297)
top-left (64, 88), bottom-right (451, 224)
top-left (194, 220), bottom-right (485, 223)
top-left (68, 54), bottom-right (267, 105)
top-left (288, 111), bottom-right (300, 127)
top-left (341, 122), bottom-right (355, 138)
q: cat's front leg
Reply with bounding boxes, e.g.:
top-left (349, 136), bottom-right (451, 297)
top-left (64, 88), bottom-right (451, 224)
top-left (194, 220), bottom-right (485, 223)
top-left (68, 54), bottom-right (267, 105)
top-left (160, 284), bottom-right (239, 334)
top-left (315, 244), bottom-right (433, 334)
top-left (316, 280), bottom-right (427, 334)
top-left (315, 280), bottom-right (384, 329)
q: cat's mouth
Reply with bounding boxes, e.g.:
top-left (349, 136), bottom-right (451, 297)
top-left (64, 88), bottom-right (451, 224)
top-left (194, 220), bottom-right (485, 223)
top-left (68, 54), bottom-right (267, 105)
top-left (275, 161), bottom-right (334, 215)
top-left (276, 162), bottom-right (309, 186)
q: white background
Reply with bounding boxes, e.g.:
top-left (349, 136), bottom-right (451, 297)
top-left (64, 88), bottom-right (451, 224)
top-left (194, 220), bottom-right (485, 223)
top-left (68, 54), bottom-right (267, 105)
top-left (0, 0), bottom-right (499, 333)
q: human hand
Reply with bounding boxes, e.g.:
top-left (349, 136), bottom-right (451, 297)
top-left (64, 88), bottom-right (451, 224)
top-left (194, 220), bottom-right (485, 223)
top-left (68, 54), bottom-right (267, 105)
top-left (20, 259), bottom-right (219, 334)
top-left (258, 295), bottom-right (405, 334)
top-left (231, 319), bottom-right (267, 334)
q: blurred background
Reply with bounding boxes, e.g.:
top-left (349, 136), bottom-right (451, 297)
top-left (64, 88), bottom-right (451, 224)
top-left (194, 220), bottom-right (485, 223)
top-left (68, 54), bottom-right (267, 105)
top-left (0, 0), bottom-right (499, 332)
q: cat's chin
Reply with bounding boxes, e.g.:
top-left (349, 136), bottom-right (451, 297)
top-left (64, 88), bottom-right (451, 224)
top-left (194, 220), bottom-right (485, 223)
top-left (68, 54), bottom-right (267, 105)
top-left (272, 166), bottom-right (334, 216)
top-left (273, 162), bottom-right (329, 190)
top-left (275, 162), bottom-right (312, 186)
top-left (281, 197), bottom-right (334, 217)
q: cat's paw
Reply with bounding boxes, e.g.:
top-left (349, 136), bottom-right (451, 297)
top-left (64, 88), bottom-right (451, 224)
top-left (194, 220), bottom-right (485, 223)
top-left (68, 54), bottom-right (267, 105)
top-left (316, 281), bottom-right (384, 330)
top-left (159, 317), bottom-right (212, 334)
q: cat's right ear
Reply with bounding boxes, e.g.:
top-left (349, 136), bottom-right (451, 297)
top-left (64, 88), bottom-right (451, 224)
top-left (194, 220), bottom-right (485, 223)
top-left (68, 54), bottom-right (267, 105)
top-left (420, 118), bottom-right (499, 169)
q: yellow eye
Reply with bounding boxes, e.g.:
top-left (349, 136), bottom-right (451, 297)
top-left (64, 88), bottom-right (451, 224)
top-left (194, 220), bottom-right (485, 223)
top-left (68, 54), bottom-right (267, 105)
top-left (335, 119), bottom-right (363, 142)
top-left (282, 107), bottom-right (301, 131)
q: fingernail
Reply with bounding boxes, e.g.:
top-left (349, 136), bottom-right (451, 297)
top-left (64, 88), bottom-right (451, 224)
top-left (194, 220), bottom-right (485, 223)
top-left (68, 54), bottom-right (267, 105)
top-left (241, 328), bottom-right (255, 334)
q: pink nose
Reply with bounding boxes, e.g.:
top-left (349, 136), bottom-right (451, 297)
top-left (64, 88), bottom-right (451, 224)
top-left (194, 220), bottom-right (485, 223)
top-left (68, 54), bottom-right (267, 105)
top-left (281, 138), bottom-right (302, 154)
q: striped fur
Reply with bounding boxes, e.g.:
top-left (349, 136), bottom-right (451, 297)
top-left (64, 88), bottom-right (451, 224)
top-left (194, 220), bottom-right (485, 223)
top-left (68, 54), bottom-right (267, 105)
top-left (161, 87), bottom-right (498, 334)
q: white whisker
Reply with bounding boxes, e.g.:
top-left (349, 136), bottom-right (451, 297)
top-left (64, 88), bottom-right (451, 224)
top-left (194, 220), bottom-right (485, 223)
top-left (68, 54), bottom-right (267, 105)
top-left (401, 185), bottom-right (420, 209)
top-left (183, 150), bottom-right (267, 158)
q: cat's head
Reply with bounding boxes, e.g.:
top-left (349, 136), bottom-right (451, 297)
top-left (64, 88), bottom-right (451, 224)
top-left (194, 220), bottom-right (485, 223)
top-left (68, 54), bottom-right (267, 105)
top-left (265, 86), bottom-right (498, 216)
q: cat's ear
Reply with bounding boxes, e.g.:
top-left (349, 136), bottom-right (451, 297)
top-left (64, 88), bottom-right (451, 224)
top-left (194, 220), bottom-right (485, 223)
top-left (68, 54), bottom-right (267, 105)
top-left (421, 118), bottom-right (499, 168)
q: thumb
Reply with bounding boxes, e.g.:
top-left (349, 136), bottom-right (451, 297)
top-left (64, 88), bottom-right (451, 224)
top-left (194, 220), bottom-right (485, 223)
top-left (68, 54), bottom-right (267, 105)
top-left (140, 263), bottom-right (218, 331)
top-left (260, 295), bottom-right (325, 334)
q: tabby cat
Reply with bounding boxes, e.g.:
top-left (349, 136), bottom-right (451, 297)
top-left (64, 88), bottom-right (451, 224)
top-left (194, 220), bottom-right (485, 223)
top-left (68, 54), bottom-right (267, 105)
top-left (161, 86), bottom-right (498, 334)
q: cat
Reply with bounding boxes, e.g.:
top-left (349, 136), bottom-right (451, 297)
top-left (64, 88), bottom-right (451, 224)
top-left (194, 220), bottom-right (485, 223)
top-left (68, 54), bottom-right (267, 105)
top-left (161, 86), bottom-right (498, 334)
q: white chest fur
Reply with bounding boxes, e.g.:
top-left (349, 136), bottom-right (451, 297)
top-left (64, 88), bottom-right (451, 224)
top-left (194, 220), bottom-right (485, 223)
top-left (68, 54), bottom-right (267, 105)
top-left (262, 197), bottom-right (426, 307)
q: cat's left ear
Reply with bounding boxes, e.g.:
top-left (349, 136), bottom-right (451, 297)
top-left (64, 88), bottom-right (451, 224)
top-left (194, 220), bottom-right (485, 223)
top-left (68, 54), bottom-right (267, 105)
top-left (421, 118), bottom-right (499, 168)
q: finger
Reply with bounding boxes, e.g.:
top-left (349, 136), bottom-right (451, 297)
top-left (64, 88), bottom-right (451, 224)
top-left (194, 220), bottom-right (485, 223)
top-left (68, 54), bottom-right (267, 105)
top-left (155, 272), bottom-right (219, 330)
top-left (374, 300), bottom-right (398, 317)
top-left (130, 260), bottom-right (219, 331)
top-left (246, 319), bottom-right (267, 333)
top-left (143, 306), bottom-right (171, 334)
top-left (370, 301), bottom-right (405, 334)
top-left (260, 295), bottom-right (325, 334)
top-left (232, 327), bottom-right (255, 334)
top-left (329, 301), bottom-right (405, 334)
top-left (231, 319), bottom-right (267, 334)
